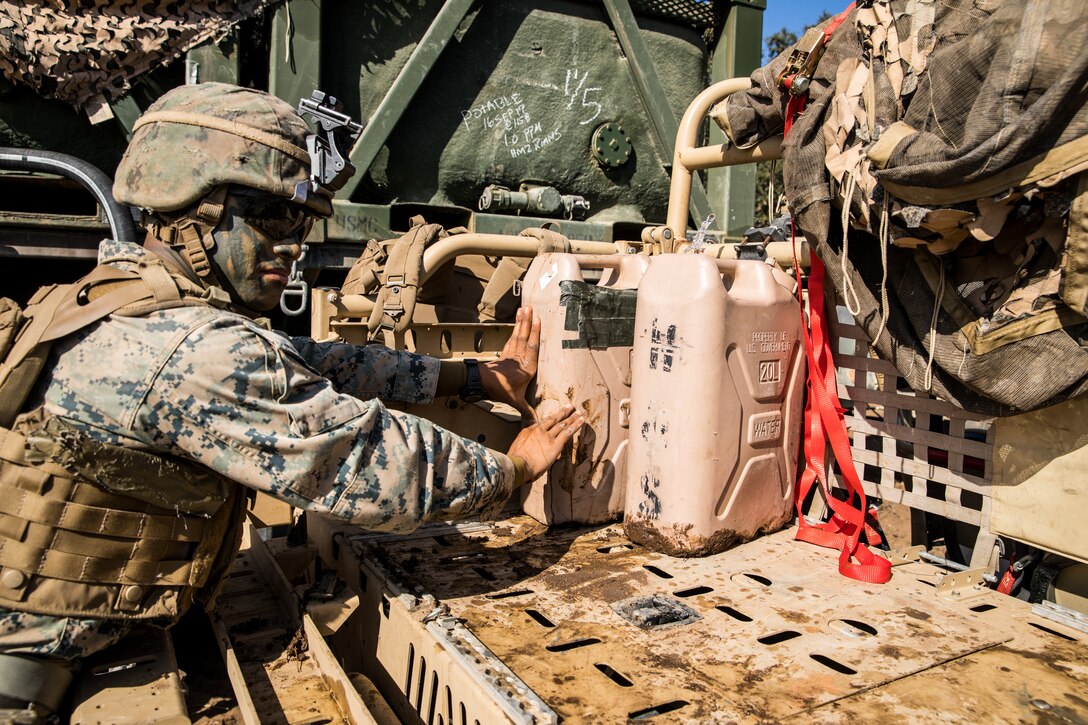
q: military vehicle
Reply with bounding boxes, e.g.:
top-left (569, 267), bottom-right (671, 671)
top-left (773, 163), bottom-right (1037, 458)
top-left (2, 2), bottom-right (1087, 723)
top-left (1, 0), bottom-right (762, 315)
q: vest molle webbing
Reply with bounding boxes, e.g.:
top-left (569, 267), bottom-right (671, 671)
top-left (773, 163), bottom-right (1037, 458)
top-left (0, 257), bottom-right (248, 621)
top-left (0, 410), bottom-right (245, 621)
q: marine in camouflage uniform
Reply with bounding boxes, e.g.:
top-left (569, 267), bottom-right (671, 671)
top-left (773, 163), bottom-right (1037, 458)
top-left (0, 82), bottom-right (581, 716)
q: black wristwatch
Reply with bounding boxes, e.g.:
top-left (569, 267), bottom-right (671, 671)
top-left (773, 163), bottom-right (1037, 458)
top-left (459, 358), bottom-right (487, 403)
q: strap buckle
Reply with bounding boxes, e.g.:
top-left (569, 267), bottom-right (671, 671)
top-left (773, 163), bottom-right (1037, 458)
top-left (378, 273), bottom-right (407, 328)
top-left (775, 29), bottom-right (830, 96)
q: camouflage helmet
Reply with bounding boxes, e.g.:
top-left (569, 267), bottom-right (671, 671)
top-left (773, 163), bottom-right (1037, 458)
top-left (113, 82), bottom-right (332, 218)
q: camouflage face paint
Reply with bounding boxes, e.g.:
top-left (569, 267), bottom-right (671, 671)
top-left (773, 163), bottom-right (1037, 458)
top-left (209, 189), bottom-right (310, 311)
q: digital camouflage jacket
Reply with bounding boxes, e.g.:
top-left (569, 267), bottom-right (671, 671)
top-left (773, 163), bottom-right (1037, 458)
top-left (0, 239), bottom-right (517, 660)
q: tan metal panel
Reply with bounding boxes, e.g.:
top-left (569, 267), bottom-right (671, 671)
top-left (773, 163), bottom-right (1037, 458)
top-left (991, 395), bottom-right (1088, 565)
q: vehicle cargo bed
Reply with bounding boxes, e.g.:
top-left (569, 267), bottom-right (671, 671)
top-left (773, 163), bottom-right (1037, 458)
top-left (307, 514), bottom-right (1088, 724)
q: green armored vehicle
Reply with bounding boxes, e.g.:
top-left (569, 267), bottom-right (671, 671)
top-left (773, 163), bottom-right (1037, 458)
top-left (1, 0), bottom-right (762, 320)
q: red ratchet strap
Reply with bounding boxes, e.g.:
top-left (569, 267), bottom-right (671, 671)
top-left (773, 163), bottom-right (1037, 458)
top-left (790, 240), bottom-right (891, 583)
top-left (996, 566), bottom-right (1017, 595)
top-left (781, 3), bottom-right (856, 136)
top-left (785, 3), bottom-right (891, 583)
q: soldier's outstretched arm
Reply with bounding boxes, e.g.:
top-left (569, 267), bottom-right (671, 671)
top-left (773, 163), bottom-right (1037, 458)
top-left (289, 305), bottom-right (543, 416)
top-left (136, 319), bottom-right (538, 531)
top-left (289, 335), bottom-right (442, 405)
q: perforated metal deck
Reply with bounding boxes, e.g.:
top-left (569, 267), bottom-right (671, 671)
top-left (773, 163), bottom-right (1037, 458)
top-left (310, 515), bottom-right (1088, 723)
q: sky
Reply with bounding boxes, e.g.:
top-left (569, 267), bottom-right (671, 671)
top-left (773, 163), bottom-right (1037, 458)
top-left (760, 0), bottom-right (838, 54)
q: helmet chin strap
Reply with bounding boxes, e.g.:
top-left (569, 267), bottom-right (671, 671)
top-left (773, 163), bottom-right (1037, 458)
top-left (147, 185), bottom-right (229, 289)
top-left (145, 186), bottom-right (269, 318)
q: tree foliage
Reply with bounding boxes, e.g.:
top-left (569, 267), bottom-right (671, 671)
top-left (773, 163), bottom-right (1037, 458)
top-left (763, 26), bottom-right (799, 64)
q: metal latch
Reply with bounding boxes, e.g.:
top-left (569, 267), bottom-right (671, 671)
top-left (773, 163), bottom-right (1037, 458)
top-left (280, 243), bottom-right (310, 317)
top-left (936, 568), bottom-right (991, 599)
top-left (776, 28), bottom-right (831, 96)
top-left (882, 545), bottom-right (925, 566)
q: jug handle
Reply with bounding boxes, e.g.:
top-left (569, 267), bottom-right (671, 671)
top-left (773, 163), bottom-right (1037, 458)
top-left (711, 256), bottom-right (798, 296)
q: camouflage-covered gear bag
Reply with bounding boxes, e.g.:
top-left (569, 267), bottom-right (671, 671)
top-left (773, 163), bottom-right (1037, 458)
top-left (113, 82), bottom-right (328, 217)
top-left (715, 0), bottom-right (1088, 415)
top-left (0, 0), bottom-right (276, 119)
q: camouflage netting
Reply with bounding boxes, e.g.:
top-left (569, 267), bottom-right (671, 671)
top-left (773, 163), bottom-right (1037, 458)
top-left (0, 0), bottom-right (276, 117)
top-left (714, 0), bottom-right (1088, 416)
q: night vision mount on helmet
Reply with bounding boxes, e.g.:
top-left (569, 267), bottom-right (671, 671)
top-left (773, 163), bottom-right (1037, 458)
top-left (111, 83), bottom-right (362, 297)
top-left (294, 90), bottom-right (363, 214)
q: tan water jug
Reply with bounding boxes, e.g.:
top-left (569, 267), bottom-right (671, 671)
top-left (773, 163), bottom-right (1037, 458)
top-left (521, 252), bottom-right (649, 525)
top-left (624, 254), bottom-right (805, 556)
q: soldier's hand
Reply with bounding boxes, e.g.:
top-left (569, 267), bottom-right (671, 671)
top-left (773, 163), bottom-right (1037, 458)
top-left (508, 404), bottom-right (584, 482)
top-left (479, 306), bottom-right (540, 419)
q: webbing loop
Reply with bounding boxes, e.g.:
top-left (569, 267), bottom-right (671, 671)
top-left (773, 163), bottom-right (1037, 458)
top-left (783, 3), bottom-right (891, 583)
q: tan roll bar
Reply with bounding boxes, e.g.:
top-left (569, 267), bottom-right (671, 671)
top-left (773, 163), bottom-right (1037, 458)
top-left (328, 233), bottom-right (617, 317)
top-left (700, 240), bottom-right (810, 269)
top-left (664, 79), bottom-right (784, 252)
top-left (421, 234), bottom-right (617, 277)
